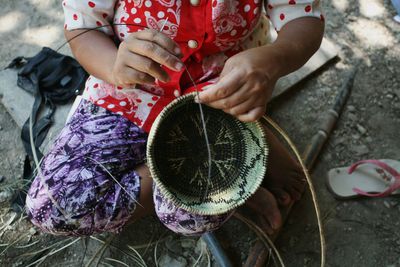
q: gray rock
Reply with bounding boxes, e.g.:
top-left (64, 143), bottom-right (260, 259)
top-left (348, 113), bottom-right (358, 121)
top-left (386, 94), bottom-right (394, 99)
top-left (181, 239), bottom-right (195, 249)
top-left (352, 144), bottom-right (369, 156)
top-left (0, 189), bottom-right (13, 203)
top-left (352, 133), bottom-right (361, 140)
top-left (165, 236), bottom-right (182, 254)
top-left (384, 201), bottom-right (391, 209)
top-left (158, 254), bottom-right (187, 267)
top-left (347, 105), bottom-right (356, 112)
top-left (393, 88), bottom-right (400, 99)
top-left (356, 124), bottom-right (367, 135)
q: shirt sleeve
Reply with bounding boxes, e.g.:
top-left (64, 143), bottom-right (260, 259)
top-left (63, 0), bottom-right (116, 35)
top-left (265, 0), bottom-right (323, 31)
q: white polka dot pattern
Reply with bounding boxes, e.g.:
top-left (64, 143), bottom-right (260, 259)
top-left (62, 0), bottom-right (323, 132)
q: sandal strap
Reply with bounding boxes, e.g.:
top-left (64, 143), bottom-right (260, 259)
top-left (348, 160), bottom-right (400, 197)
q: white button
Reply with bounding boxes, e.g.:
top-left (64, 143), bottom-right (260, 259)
top-left (188, 40), bottom-right (198, 49)
top-left (190, 0), bottom-right (200, 6)
top-left (174, 89), bottom-right (181, 97)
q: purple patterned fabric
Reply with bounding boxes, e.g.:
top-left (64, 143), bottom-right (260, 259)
top-left (26, 99), bottom-right (231, 236)
top-left (154, 187), bottom-right (233, 236)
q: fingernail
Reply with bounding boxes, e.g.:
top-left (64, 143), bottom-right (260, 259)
top-left (174, 47), bottom-right (182, 55)
top-left (175, 62), bottom-right (184, 71)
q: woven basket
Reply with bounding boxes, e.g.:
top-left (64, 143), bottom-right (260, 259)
top-left (147, 92), bottom-right (268, 215)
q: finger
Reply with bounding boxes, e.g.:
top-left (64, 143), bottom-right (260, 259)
top-left (125, 52), bottom-right (170, 82)
top-left (236, 106), bottom-right (265, 122)
top-left (197, 69), bottom-right (245, 103)
top-left (133, 29), bottom-right (182, 57)
top-left (125, 39), bottom-right (184, 72)
top-left (118, 67), bottom-right (154, 85)
top-left (207, 83), bottom-right (253, 110)
top-left (223, 97), bottom-right (257, 116)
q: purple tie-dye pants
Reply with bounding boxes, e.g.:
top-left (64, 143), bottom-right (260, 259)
top-left (25, 99), bottom-right (232, 236)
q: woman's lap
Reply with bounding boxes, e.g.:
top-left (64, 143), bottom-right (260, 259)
top-left (26, 99), bottom-right (231, 236)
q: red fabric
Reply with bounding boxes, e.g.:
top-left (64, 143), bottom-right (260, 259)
top-left (63, 0), bottom-right (323, 132)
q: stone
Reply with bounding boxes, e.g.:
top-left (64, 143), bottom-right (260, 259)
top-left (181, 239), bottom-right (195, 249)
top-left (165, 236), bottom-right (182, 254)
top-left (158, 254), bottom-right (187, 267)
top-left (348, 113), bottom-right (358, 121)
top-left (0, 189), bottom-right (13, 203)
top-left (384, 201), bottom-right (391, 209)
top-left (352, 144), bottom-right (369, 156)
top-left (393, 88), bottom-right (400, 99)
top-left (347, 105), bottom-right (356, 112)
top-left (356, 124), bottom-right (367, 135)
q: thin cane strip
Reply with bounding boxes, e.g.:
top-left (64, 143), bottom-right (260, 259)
top-left (234, 213), bottom-right (285, 267)
top-left (158, 18), bottom-right (213, 202)
top-left (17, 238), bottom-right (74, 258)
top-left (261, 116), bottom-right (326, 267)
top-left (60, 22), bottom-right (214, 201)
top-left (14, 240), bottom-right (40, 249)
top-left (89, 236), bottom-right (147, 266)
top-left (127, 236), bottom-right (170, 250)
top-left (140, 224), bottom-right (156, 256)
top-left (85, 157), bottom-right (143, 208)
top-left (29, 114), bottom-right (70, 220)
top-left (184, 66), bottom-right (213, 202)
top-left (127, 245), bottom-right (147, 267)
top-left (0, 231), bottom-right (32, 256)
top-left (84, 235), bottom-right (114, 267)
top-left (104, 258), bottom-right (130, 267)
top-left (23, 238), bottom-right (79, 267)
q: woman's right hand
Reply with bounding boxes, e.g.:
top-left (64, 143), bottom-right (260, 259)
top-left (111, 29), bottom-right (184, 87)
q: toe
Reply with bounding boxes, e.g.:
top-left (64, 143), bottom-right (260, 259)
top-left (270, 188), bottom-right (292, 206)
top-left (246, 188), bottom-right (283, 232)
top-left (285, 185), bottom-right (302, 201)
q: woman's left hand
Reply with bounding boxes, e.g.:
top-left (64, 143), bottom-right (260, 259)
top-left (196, 46), bottom-right (281, 122)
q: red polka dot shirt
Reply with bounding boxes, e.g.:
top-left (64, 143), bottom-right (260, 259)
top-left (63, 0), bottom-right (323, 132)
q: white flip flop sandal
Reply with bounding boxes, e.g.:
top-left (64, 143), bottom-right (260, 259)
top-left (327, 159), bottom-right (400, 199)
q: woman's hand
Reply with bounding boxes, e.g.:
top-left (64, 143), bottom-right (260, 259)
top-left (196, 46), bottom-right (281, 122)
top-left (196, 17), bottom-right (324, 122)
top-left (111, 29), bottom-right (184, 87)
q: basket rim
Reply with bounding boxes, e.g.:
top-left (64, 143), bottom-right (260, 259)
top-left (146, 92), bottom-right (268, 215)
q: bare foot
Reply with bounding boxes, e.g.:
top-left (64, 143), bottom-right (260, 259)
top-left (246, 187), bottom-right (282, 235)
top-left (262, 125), bottom-right (306, 206)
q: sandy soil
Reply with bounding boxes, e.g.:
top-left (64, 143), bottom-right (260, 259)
top-left (0, 0), bottom-right (399, 266)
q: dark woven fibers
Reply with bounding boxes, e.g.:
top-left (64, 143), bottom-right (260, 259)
top-left (152, 102), bottom-right (247, 199)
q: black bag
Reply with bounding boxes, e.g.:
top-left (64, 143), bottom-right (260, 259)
top-left (7, 47), bottom-right (88, 209)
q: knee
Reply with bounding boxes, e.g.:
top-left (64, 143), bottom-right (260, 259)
top-left (26, 168), bottom-right (141, 236)
top-left (153, 188), bottom-right (232, 236)
top-left (25, 177), bottom-right (82, 236)
top-left (157, 211), bottom-right (232, 236)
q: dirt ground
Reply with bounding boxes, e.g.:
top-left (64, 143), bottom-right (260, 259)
top-left (0, 0), bottom-right (400, 266)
